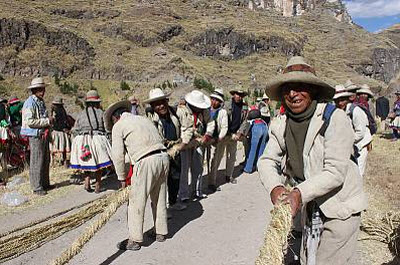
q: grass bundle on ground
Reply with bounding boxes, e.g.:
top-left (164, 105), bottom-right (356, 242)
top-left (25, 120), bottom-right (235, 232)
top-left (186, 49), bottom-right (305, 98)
top-left (361, 211), bottom-right (400, 256)
top-left (255, 203), bottom-right (293, 265)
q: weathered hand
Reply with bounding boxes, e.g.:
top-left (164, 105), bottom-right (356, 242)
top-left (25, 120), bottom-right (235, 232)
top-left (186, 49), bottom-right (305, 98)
top-left (270, 186), bottom-right (287, 205)
top-left (283, 189), bottom-right (302, 217)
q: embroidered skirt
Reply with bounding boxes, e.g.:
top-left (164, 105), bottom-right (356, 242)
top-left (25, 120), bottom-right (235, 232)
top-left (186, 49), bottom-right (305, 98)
top-left (51, 130), bottom-right (71, 154)
top-left (70, 134), bottom-right (113, 172)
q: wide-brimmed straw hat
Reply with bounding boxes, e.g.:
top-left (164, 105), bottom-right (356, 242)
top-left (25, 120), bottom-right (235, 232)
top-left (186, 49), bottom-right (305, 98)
top-left (265, 56), bottom-right (334, 101)
top-left (262, 93), bottom-right (269, 100)
top-left (52, 96), bottom-right (64, 105)
top-left (256, 97), bottom-right (262, 102)
top-left (357, 84), bottom-right (374, 98)
top-left (85, 90), bottom-right (101, 103)
top-left (104, 100), bottom-right (131, 131)
top-left (229, 86), bottom-right (248, 97)
top-left (8, 96), bottom-right (20, 105)
top-left (395, 89), bottom-right (400, 95)
top-left (143, 88), bottom-right (172, 104)
top-left (333, 84), bottom-right (356, 100)
top-left (185, 90), bottom-right (211, 109)
top-left (344, 80), bottom-right (359, 92)
top-left (210, 88), bottom-right (224, 102)
top-left (28, 77), bottom-right (49, 90)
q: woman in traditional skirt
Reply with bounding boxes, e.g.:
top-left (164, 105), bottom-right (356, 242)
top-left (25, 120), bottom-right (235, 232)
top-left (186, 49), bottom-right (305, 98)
top-left (70, 90), bottom-right (113, 193)
top-left (0, 97), bottom-right (9, 185)
top-left (50, 97), bottom-right (71, 167)
top-left (389, 90), bottom-right (400, 141)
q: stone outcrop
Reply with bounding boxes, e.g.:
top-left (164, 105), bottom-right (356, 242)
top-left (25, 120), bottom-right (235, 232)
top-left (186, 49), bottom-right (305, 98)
top-left (188, 27), bottom-right (304, 60)
top-left (0, 18), bottom-right (94, 77)
top-left (49, 8), bottom-right (121, 19)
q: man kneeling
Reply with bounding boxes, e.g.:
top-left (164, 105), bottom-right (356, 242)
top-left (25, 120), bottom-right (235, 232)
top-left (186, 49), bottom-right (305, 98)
top-left (105, 100), bottom-right (169, 251)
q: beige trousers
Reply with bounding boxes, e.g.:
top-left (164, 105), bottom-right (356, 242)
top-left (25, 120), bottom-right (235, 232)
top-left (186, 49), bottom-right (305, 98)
top-left (208, 137), bottom-right (238, 185)
top-left (300, 214), bottom-right (361, 265)
top-left (357, 147), bottom-right (368, 177)
top-left (128, 152), bottom-right (169, 242)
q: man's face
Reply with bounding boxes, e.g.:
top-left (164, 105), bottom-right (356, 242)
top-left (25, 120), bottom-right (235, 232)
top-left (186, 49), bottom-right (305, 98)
top-left (334, 97), bottom-right (350, 110)
top-left (130, 99), bottom-right (138, 105)
top-left (359, 93), bottom-right (369, 101)
top-left (151, 99), bottom-right (169, 117)
top-left (233, 93), bottom-right (243, 103)
top-left (263, 99), bottom-right (269, 104)
top-left (33, 87), bottom-right (46, 99)
top-left (282, 84), bottom-right (313, 114)
top-left (349, 94), bottom-right (357, 102)
top-left (211, 98), bottom-right (221, 109)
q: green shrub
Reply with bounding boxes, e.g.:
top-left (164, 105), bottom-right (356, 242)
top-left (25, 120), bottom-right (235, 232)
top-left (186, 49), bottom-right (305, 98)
top-left (59, 81), bottom-right (79, 94)
top-left (120, 80), bottom-right (131, 91)
top-left (194, 77), bottom-right (214, 93)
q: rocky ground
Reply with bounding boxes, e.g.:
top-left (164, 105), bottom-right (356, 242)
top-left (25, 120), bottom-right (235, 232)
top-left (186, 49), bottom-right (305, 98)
top-left (0, 137), bottom-right (398, 265)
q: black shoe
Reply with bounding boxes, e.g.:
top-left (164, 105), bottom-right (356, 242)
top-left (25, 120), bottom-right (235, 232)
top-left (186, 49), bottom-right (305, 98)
top-left (45, 185), bottom-right (56, 191)
top-left (117, 239), bottom-right (141, 251)
top-left (34, 190), bottom-right (47, 196)
top-left (208, 185), bottom-right (217, 193)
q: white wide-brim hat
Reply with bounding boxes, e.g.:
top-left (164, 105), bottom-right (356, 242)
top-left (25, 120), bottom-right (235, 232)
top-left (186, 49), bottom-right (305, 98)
top-left (344, 79), bottom-right (359, 92)
top-left (85, 90), bottom-right (102, 103)
top-left (256, 97), bottom-right (262, 102)
top-left (185, 90), bottom-right (211, 109)
top-left (52, 96), bottom-right (64, 105)
top-left (357, 84), bottom-right (374, 98)
top-left (104, 100), bottom-right (131, 132)
top-left (143, 88), bottom-right (172, 104)
top-left (333, 84), bottom-right (356, 100)
top-left (262, 93), bottom-right (269, 100)
top-left (210, 93), bottom-right (224, 102)
top-left (28, 77), bottom-right (50, 90)
top-left (229, 86), bottom-right (248, 96)
top-left (265, 56), bottom-right (335, 101)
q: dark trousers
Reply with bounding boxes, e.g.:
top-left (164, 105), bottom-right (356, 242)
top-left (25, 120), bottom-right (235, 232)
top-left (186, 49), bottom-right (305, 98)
top-left (29, 136), bottom-right (50, 192)
top-left (168, 156), bottom-right (181, 205)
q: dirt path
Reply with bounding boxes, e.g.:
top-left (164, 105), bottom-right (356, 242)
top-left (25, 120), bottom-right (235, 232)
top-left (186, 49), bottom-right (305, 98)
top-left (3, 150), bottom-right (272, 265)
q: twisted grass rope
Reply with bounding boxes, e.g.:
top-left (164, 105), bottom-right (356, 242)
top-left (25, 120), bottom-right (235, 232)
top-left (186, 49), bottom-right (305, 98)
top-left (0, 195), bottom-right (108, 239)
top-left (51, 187), bottom-right (130, 265)
top-left (255, 203), bottom-right (293, 265)
top-left (360, 211), bottom-right (400, 256)
top-left (0, 196), bottom-right (111, 263)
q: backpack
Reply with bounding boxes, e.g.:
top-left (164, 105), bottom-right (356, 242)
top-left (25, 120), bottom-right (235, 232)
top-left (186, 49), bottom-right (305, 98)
top-left (319, 104), bottom-right (358, 164)
top-left (349, 104), bottom-right (377, 135)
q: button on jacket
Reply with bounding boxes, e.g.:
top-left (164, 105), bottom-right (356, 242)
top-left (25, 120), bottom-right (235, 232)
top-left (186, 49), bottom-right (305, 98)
top-left (258, 103), bottom-right (367, 220)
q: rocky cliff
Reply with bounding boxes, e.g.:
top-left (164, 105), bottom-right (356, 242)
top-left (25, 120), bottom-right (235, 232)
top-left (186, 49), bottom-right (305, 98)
top-left (0, 0), bottom-right (398, 106)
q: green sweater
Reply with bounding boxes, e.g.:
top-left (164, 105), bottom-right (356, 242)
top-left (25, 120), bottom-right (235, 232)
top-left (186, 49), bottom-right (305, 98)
top-left (8, 102), bottom-right (24, 126)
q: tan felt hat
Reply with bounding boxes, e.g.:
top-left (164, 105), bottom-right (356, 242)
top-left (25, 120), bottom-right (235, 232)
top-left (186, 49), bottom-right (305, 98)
top-left (265, 56), bottom-right (335, 101)
top-left (28, 77), bottom-right (49, 90)
top-left (85, 90), bottom-right (102, 103)
top-left (357, 84), bottom-right (374, 98)
top-left (333, 84), bottom-right (356, 100)
top-left (104, 100), bottom-right (131, 131)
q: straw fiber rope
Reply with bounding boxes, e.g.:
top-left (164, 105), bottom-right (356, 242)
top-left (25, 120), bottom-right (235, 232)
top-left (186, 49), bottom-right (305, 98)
top-left (361, 211), bottom-right (400, 256)
top-left (51, 186), bottom-right (130, 265)
top-left (255, 203), bottom-right (293, 265)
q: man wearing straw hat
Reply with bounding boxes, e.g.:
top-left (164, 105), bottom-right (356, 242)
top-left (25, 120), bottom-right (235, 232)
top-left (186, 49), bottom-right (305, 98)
top-left (207, 88), bottom-right (228, 192)
top-left (128, 95), bottom-right (142, 116)
top-left (223, 86), bottom-right (249, 184)
top-left (258, 93), bottom-right (272, 124)
top-left (258, 56), bottom-right (367, 265)
top-left (21, 77), bottom-right (53, 195)
top-left (104, 100), bottom-right (169, 251)
top-left (176, 89), bottom-right (215, 200)
top-left (144, 88), bottom-right (186, 211)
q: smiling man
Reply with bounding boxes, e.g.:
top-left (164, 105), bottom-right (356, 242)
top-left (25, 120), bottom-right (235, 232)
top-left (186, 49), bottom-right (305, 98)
top-left (257, 56), bottom-right (367, 264)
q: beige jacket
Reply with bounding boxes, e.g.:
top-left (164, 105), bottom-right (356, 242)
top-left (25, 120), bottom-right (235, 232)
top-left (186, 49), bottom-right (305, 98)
top-left (176, 104), bottom-right (215, 144)
top-left (257, 103), bottom-right (367, 220)
top-left (111, 113), bottom-right (166, 180)
top-left (346, 103), bottom-right (372, 151)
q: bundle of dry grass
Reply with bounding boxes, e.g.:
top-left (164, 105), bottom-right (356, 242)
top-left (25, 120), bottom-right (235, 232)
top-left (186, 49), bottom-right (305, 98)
top-left (255, 203), bottom-right (293, 265)
top-left (361, 211), bottom-right (400, 256)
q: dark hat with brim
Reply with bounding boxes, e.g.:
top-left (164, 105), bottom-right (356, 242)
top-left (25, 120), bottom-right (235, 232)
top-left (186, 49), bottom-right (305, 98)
top-left (104, 100), bottom-right (131, 131)
top-left (265, 56), bottom-right (335, 101)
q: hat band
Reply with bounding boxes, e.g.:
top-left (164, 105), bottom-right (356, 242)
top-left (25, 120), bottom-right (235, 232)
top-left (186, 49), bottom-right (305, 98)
top-left (86, 96), bottom-right (100, 100)
top-left (9, 99), bottom-right (19, 104)
top-left (283, 64), bottom-right (316, 75)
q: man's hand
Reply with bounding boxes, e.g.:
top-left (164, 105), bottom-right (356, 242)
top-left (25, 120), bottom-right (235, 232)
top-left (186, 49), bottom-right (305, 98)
top-left (232, 133), bottom-right (240, 141)
top-left (120, 180), bottom-right (127, 189)
top-left (270, 186), bottom-right (287, 205)
top-left (283, 188), bottom-right (302, 217)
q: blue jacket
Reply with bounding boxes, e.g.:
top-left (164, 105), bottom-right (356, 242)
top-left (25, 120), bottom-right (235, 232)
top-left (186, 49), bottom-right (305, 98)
top-left (21, 95), bottom-right (50, 137)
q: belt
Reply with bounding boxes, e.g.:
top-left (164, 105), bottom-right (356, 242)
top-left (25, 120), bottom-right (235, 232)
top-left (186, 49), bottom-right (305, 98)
top-left (138, 149), bottom-right (165, 161)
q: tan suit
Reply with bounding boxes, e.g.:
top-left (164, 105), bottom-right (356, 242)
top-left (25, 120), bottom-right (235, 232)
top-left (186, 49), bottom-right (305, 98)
top-left (257, 103), bottom-right (367, 265)
top-left (112, 113), bottom-right (168, 242)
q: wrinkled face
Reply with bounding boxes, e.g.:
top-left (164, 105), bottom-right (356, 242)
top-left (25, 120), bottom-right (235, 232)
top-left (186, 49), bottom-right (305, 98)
top-left (211, 97), bottom-right (221, 109)
top-left (32, 87), bottom-right (46, 99)
top-left (281, 84), bottom-right (314, 114)
top-left (233, 93), bottom-right (243, 103)
top-left (151, 99), bottom-right (169, 117)
top-left (334, 97), bottom-right (350, 110)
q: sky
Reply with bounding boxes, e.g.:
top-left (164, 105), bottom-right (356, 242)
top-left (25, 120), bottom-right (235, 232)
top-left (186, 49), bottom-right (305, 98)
top-left (343, 0), bottom-right (400, 32)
